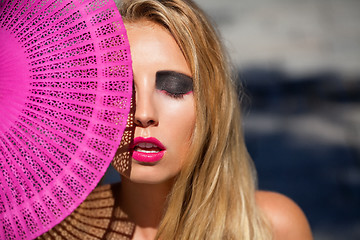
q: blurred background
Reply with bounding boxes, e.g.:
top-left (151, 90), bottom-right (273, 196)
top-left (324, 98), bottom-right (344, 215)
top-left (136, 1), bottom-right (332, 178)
top-left (104, 0), bottom-right (360, 239)
top-left (195, 0), bottom-right (360, 239)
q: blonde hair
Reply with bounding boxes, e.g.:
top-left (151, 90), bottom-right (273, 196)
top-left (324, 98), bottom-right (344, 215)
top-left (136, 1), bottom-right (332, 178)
top-left (119, 0), bottom-right (272, 239)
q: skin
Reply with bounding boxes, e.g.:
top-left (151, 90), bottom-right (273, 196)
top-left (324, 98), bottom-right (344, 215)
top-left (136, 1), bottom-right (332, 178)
top-left (257, 191), bottom-right (313, 240)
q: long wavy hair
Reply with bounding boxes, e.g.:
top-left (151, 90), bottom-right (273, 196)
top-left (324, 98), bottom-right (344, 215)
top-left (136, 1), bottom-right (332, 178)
top-left (118, 0), bottom-right (272, 239)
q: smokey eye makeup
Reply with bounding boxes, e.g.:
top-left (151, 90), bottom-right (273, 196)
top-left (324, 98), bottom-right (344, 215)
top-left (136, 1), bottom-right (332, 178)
top-left (155, 70), bottom-right (193, 99)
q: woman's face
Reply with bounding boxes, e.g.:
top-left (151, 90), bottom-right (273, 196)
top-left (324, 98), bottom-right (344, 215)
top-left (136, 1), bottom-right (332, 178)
top-left (123, 21), bottom-right (196, 184)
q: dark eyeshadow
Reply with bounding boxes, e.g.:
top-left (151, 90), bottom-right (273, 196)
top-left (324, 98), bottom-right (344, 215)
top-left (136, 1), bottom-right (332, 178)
top-left (155, 70), bottom-right (193, 95)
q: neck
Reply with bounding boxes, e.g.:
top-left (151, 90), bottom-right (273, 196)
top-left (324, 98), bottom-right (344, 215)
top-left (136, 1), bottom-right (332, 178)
top-left (119, 177), bottom-right (174, 239)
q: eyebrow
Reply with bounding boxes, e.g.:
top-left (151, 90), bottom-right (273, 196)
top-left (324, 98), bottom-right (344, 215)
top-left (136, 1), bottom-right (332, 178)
top-left (155, 70), bottom-right (193, 93)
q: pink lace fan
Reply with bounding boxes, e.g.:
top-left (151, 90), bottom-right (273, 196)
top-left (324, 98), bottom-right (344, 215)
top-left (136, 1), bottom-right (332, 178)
top-left (0, 0), bottom-right (132, 239)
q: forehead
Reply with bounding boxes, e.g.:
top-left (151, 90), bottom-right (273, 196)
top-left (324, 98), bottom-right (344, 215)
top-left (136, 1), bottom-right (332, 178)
top-left (124, 20), bottom-right (192, 77)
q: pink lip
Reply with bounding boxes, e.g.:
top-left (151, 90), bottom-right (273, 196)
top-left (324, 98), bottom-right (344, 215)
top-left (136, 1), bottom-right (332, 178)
top-left (130, 137), bottom-right (166, 163)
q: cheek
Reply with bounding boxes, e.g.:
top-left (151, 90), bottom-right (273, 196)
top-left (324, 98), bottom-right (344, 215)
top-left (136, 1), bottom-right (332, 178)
top-left (157, 95), bottom-right (196, 142)
top-left (161, 95), bottom-right (195, 124)
top-left (165, 109), bottom-right (194, 172)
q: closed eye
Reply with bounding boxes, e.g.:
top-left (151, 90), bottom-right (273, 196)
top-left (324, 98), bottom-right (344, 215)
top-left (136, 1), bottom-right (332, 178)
top-left (156, 71), bottom-right (193, 99)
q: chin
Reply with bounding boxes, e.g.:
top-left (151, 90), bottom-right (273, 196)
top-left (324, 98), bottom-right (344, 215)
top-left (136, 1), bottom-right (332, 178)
top-left (122, 163), bottom-right (179, 185)
top-left (122, 174), bottom-right (176, 185)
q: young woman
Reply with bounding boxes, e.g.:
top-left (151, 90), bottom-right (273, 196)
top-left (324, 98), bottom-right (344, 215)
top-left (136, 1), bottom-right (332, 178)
top-left (39, 0), bottom-right (312, 239)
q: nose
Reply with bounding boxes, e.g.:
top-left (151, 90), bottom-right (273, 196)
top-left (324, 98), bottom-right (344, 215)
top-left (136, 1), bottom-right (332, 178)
top-left (134, 87), bottom-right (158, 128)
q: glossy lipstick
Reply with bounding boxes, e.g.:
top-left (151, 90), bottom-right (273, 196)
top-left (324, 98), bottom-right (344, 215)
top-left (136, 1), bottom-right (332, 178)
top-left (130, 137), bottom-right (166, 163)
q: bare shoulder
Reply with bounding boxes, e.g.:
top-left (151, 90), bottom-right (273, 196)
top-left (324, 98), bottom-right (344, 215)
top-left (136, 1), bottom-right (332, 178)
top-left (256, 191), bottom-right (313, 240)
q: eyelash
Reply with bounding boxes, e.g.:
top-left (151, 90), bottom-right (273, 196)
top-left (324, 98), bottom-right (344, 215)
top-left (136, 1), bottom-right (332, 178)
top-left (160, 90), bottom-right (186, 99)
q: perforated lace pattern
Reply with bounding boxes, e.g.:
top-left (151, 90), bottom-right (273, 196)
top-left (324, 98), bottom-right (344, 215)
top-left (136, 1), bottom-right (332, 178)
top-left (0, 0), bottom-right (132, 239)
top-left (37, 184), bottom-right (136, 240)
